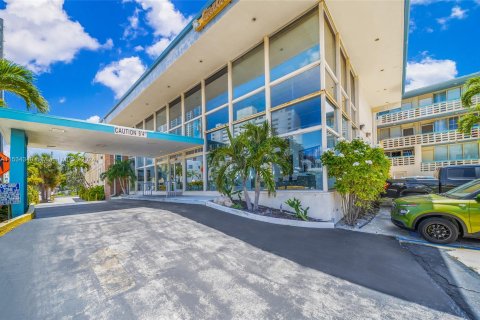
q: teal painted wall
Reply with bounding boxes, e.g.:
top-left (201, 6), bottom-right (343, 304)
top-left (10, 129), bottom-right (28, 217)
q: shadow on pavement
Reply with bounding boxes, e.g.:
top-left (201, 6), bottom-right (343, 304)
top-left (35, 200), bottom-right (465, 317)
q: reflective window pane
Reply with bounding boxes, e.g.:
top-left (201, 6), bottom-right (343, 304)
top-left (449, 144), bottom-right (463, 160)
top-left (206, 106), bottom-right (229, 131)
top-left (434, 145), bottom-right (448, 161)
top-left (186, 156), bottom-right (203, 191)
top-left (156, 107), bottom-right (167, 132)
top-left (464, 142), bottom-right (479, 160)
top-left (207, 128), bottom-right (229, 152)
top-left (271, 66), bottom-right (320, 107)
top-left (447, 88), bottom-right (461, 101)
top-left (185, 84), bottom-right (202, 121)
top-left (169, 127), bottom-right (182, 135)
top-left (233, 115), bottom-right (266, 136)
top-left (156, 162), bottom-right (168, 191)
top-left (350, 72), bottom-right (356, 105)
top-left (205, 67), bottom-right (228, 112)
top-left (233, 91), bottom-right (265, 121)
top-left (272, 96), bottom-right (321, 135)
top-left (340, 51), bottom-right (347, 89)
top-left (433, 91), bottom-right (447, 104)
top-left (325, 71), bottom-right (336, 101)
top-left (145, 115), bottom-right (154, 131)
top-left (342, 116), bottom-right (350, 139)
top-left (419, 97), bottom-right (432, 107)
top-left (232, 43), bottom-right (265, 98)
top-left (324, 16), bottom-right (336, 71)
top-left (169, 97), bottom-right (182, 128)
top-left (270, 9), bottom-right (319, 81)
top-left (326, 99), bottom-right (337, 132)
top-left (274, 130), bottom-right (323, 190)
top-left (185, 118), bottom-right (202, 138)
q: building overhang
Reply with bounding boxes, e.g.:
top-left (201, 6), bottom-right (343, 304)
top-left (104, 0), bottom-right (406, 127)
top-left (0, 109), bottom-right (203, 157)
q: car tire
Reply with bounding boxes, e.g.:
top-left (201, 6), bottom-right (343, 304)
top-left (418, 217), bottom-right (459, 244)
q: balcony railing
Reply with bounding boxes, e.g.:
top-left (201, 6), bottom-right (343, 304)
top-left (389, 156), bottom-right (415, 167)
top-left (421, 159), bottom-right (480, 172)
top-left (376, 96), bottom-right (480, 126)
top-left (381, 127), bottom-right (480, 150)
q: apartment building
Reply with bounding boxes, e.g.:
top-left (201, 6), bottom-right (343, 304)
top-left (374, 72), bottom-right (480, 178)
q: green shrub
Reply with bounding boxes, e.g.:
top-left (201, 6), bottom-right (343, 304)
top-left (321, 138), bottom-right (390, 225)
top-left (28, 185), bottom-right (40, 204)
top-left (285, 197), bottom-right (309, 221)
top-left (79, 185), bottom-right (105, 201)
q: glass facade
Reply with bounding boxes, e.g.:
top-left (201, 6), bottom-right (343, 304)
top-left (128, 5), bottom-right (358, 192)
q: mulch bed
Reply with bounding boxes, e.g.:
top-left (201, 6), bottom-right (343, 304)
top-left (231, 201), bottom-right (326, 222)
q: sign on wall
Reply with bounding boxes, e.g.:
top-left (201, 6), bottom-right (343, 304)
top-left (193, 0), bottom-right (232, 32)
top-left (114, 127), bottom-right (147, 138)
top-left (0, 152), bottom-right (10, 175)
top-left (0, 183), bottom-right (20, 205)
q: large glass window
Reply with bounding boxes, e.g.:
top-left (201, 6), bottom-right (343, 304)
top-left (449, 144), bottom-right (463, 160)
top-left (419, 97), bottom-right (432, 107)
top-left (269, 9), bottom-right (319, 81)
top-left (326, 99), bottom-right (337, 132)
top-left (207, 128), bottom-right (228, 151)
top-left (185, 84), bottom-right (202, 121)
top-left (271, 66), bottom-right (320, 107)
top-left (349, 72), bottom-right (356, 105)
top-left (233, 91), bottom-right (265, 121)
top-left (185, 118), bottom-right (202, 138)
top-left (232, 43), bottom-right (264, 98)
top-left (434, 118), bottom-right (448, 132)
top-left (274, 130), bottom-right (323, 190)
top-left (145, 115), bottom-right (154, 131)
top-left (324, 16), bottom-right (336, 71)
top-left (272, 96), bottom-right (321, 135)
top-left (434, 145), bottom-right (448, 161)
top-left (342, 116), bottom-right (349, 139)
top-left (448, 117), bottom-right (458, 130)
top-left (156, 162), bottom-right (168, 191)
top-left (206, 107), bottom-right (229, 131)
top-left (169, 97), bottom-right (182, 128)
top-left (136, 122), bottom-right (143, 129)
top-left (156, 107), bottom-right (167, 132)
top-left (233, 115), bottom-right (266, 137)
top-left (146, 166), bottom-right (155, 187)
top-left (186, 156), bottom-right (203, 191)
top-left (205, 67), bottom-right (228, 112)
top-left (447, 88), bottom-right (461, 101)
top-left (169, 127), bottom-right (182, 135)
top-left (325, 71), bottom-right (336, 100)
top-left (433, 91), bottom-right (447, 104)
top-left (464, 142), bottom-right (479, 160)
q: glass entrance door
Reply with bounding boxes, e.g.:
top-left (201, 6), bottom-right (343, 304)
top-left (170, 160), bottom-right (183, 191)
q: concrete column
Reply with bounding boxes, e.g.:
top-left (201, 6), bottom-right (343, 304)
top-left (10, 129), bottom-right (28, 217)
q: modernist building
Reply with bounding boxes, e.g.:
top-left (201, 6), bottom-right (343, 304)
top-left (373, 72), bottom-right (480, 178)
top-left (84, 153), bottom-right (105, 187)
top-left (102, 0), bottom-right (407, 221)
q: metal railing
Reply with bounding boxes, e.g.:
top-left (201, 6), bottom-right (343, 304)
top-left (381, 127), bottom-right (480, 150)
top-left (376, 96), bottom-right (480, 126)
top-left (421, 159), bottom-right (480, 172)
top-left (389, 156), bottom-right (415, 167)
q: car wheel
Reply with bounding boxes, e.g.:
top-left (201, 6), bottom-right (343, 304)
top-left (418, 218), bottom-right (459, 244)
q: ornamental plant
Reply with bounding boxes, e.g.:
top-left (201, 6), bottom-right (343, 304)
top-left (321, 138), bottom-right (390, 225)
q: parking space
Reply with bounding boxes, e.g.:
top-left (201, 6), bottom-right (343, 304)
top-left (0, 200), bottom-right (468, 319)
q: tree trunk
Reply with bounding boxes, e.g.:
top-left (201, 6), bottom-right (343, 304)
top-left (254, 173), bottom-right (261, 212)
top-left (119, 178), bottom-right (126, 195)
top-left (243, 180), bottom-right (252, 211)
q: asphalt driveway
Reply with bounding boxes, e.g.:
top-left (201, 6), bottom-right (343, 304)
top-left (0, 200), bottom-right (467, 319)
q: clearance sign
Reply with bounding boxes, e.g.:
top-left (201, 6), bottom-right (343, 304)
top-left (194, 0), bottom-right (232, 32)
top-left (0, 153), bottom-right (10, 175)
top-left (114, 127), bottom-right (147, 138)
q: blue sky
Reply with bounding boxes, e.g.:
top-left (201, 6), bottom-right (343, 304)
top-left (0, 0), bottom-right (479, 122)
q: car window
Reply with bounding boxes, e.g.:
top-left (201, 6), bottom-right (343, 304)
top-left (447, 168), bottom-right (476, 180)
top-left (444, 179), bottom-right (480, 199)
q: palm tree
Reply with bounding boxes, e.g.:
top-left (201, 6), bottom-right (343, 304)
top-left (0, 58), bottom-right (49, 112)
top-left (62, 153), bottom-right (91, 193)
top-left (459, 76), bottom-right (480, 134)
top-left (100, 159), bottom-right (136, 195)
top-left (28, 153), bottom-right (63, 202)
top-left (243, 122), bottom-right (291, 211)
top-left (209, 122), bottom-right (291, 212)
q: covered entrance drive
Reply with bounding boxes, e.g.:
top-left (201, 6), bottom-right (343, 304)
top-left (0, 108), bottom-right (203, 216)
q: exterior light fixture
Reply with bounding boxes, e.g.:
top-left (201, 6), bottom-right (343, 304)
top-left (50, 128), bottom-right (65, 133)
top-left (374, 38), bottom-right (380, 41)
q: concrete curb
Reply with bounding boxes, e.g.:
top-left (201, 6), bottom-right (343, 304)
top-left (0, 204), bottom-right (36, 237)
top-left (206, 201), bottom-right (335, 228)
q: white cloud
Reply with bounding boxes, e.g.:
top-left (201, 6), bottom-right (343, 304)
top-left (134, 45), bottom-right (144, 52)
top-left (93, 57), bottom-right (146, 99)
top-left (131, 0), bottom-right (191, 58)
top-left (86, 115), bottom-right (101, 123)
top-left (59, 97), bottom-right (66, 104)
top-left (101, 38), bottom-right (114, 50)
top-left (437, 5), bottom-right (468, 29)
top-left (0, 0), bottom-right (104, 73)
top-left (123, 8), bottom-right (146, 39)
top-left (146, 38), bottom-right (171, 58)
top-left (405, 55), bottom-right (458, 91)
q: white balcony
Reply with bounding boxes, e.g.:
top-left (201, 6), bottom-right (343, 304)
top-left (381, 127), bottom-right (480, 150)
top-left (389, 156), bottom-right (415, 167)
top-left (376, 96), bottom-right (480, 126)
top-left (421, 159), bottom-right (480, 172)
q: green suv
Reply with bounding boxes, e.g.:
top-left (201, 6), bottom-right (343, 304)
top-left (391, 179), bottom-right (480, 244)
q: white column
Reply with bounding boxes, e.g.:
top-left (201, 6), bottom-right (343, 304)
top-left (264, 36), bottom-right (272, 125)
top-left (181, 93), bottom-right (185, 135)
top-left (227, 61), bottom-right (233, 132)
top-left (201, 79), bottom-right (208, 191)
